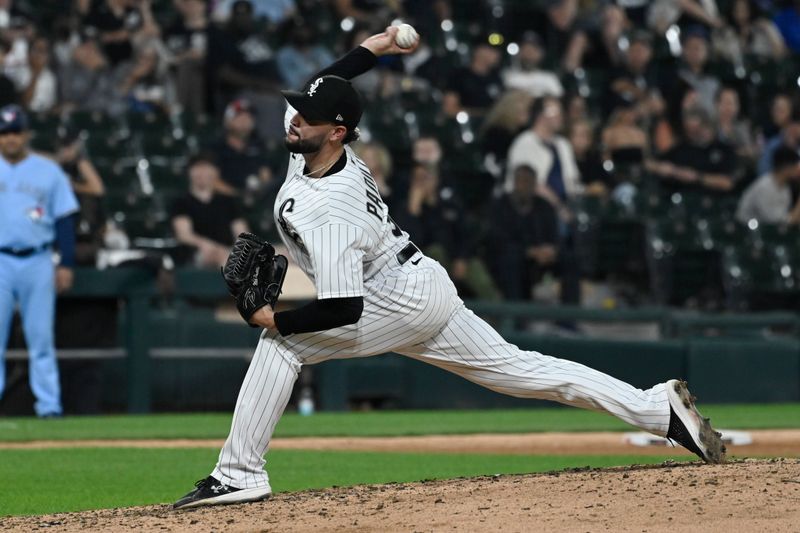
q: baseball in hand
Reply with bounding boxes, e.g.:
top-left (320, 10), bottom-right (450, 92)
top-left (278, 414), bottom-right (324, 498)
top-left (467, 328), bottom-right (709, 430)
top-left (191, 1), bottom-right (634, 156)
top-left (395, 24), bottom-right (419, 49)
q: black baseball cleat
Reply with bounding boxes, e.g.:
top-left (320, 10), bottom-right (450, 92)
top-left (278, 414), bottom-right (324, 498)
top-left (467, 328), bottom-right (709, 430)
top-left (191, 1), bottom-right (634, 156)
top-left (665, 379), bottom-right (727, 464)
top-left (173, 476), bottom-right (271, 509)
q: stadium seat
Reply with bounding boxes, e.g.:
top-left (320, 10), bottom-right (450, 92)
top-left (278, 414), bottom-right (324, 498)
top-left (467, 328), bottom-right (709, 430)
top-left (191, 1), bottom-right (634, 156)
top-left (666, 191), bottom-right (738, 222)
top-left (646, 218), bottom-right (723, 307)
top-left (722, 245), bottom-right (800, 310)
top-left (148, 164), bottom-right (186, 195)
top-left (572, 195), bottom-right (648, 283)
top-left (66, 110), bottom-right (119, 136)
top-left (28, 111), bottom-right (61, 132)
top-left (29, 130), bottom-right (57, 153)
top-left (126, 110), bottom-right (173, 135)
top-left (139, 134), bottom-right (190, 165)
top-left (85, 136), bottom-right (133, 167)
top-left (365, 109), bottom-right (412, 153)
top-left (752, 223), bottom-right (800, 248)
top-left (698, 218), bottom-right (748, 250)
top-left (177, 111), bottom-right (219, 146)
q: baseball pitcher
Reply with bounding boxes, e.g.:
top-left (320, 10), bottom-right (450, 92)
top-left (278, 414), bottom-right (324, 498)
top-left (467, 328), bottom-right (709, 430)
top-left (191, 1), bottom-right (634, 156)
top-left (174, 27), bottom-right (725, 509)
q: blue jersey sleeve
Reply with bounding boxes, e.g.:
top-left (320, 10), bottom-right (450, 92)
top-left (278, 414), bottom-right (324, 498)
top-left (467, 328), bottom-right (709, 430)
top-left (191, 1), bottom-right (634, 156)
top-left (50, 165), bottom-right (79, 219)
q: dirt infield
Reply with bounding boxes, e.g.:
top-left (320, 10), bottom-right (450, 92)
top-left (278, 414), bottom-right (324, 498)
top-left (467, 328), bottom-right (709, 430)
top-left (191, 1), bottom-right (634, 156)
top-left (2, 429), bottom-right (800, 456)
top-left (4, 459), bottom-right (799, 532)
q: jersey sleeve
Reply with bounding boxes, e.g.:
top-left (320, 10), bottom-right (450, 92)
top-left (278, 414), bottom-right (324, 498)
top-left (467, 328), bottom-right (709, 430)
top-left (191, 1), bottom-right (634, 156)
top-left (301, 224), bottom-right (368, 299)
top-left (50, 165), bottom-right (79, 219)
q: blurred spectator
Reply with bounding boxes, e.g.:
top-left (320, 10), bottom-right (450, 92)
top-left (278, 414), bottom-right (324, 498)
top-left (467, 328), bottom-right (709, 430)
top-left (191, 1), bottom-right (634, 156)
top-left (0, 38), bottom-right (18, 106)
top-left (0, 0), bottom-right (30, 30)
top-left (171, 155), bottom-right (249, 268)
top-left (736, 145), bottom-right (800, 224)
top-left (602, 99), bottom-right (649, 186)
top-left (565, 93), bottom-right (590, 125)
top-left (648, 0), bottom-right (723, 34)
top-left (58, 36), bottom-right (127, 115)
top-left (208, 98), bottom-right (273, 196)
top-left (51, 16), bottom-right (82, 70)
top-left (207, 0), bottom-right (284, 139)
top-left (502, 31), bottom-right (563, 98)
top-left (118, 42), bottom-right (173, 113)
top-left (276, 17), bottom-right (335, 90)
top-left (19, 36), bottom-right (57, 113)
top-left (762, 92), bottom-right (794, 140)
top-left (564, 3), bottom-right (628, 73)
top-left (758, 111), bottom-right (800, 175)
top-left (773, 0), bottom-right (800, 53)
top-left (674, 28), bottom-right (720, 116)
top-left (2, 9), bottom-right (34, 88)
top-left (714, 0), bottom-right (786, 65)
top-left (352, 141), bottom-right (397, 211)
top-left (212, 0), bottom-right (296, 26)
top-left (394, 161), bottom-right (497, 299)
top-left (82, 0), bottom-right (160, 66)
top-left (531, 0), bottom-right (580, 63)
top-left (506, 97), bottom-right (582, 305)
top-left (614, 0), bottom-right (649, 26)
top-left (505, 96), bottom-right (582, 217)
top-left (56, 129), bottom-right (106, 266)
top-left (331, 0), bottom-right (397, 26)
top-left (607, 29), bottom-right (662, 119)
top-left (403, 0), bottom-right (453, 41)
top-left (442, 41), bottom-right (503, 118)
top-left (489, 165), bottom-right (559, 301)
top-left (715, 86), bottom-right (756, 166)
top-left (412, 135), bottom-right (443, 165)
top-left (571, 119), bottom-right (612, 196)
top-left (651, 107), bottom-right (736, 194)
top-left (653, 82), bottom-right (700, 154)
top-left (164, 0), bottom-right (209, 113)
top-left (480, 89), bottom-right (534, 181)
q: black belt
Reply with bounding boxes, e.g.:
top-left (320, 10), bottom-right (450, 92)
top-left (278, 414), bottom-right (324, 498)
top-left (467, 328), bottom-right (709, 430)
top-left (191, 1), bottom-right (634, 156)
top-left (396, 242), bottom-right (421, 265)
top-left (0, 243), bottom-right (51, 257)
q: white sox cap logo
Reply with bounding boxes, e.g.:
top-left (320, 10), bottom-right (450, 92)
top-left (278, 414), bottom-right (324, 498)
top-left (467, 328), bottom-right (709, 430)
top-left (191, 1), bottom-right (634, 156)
top-left (307, 78), bottom-right (323, 97)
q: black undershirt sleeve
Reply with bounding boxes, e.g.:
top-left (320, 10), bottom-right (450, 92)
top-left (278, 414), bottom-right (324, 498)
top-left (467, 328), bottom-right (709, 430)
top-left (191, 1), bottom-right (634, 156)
top-left (302, 46), bottom-right (377, 87)
top-left (274, 296), bottom-right (364, 336)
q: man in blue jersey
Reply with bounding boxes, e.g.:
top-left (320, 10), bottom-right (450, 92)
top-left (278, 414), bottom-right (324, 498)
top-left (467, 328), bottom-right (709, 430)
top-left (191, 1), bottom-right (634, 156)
top-left (0, 105), bottom-right (79, 417)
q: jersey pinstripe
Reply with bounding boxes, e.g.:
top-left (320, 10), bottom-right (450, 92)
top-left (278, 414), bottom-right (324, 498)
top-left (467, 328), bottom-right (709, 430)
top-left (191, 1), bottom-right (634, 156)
top-left (275, 105), bottom-right (412, 299)
top-left (209, 102), bottom-right (674, 491)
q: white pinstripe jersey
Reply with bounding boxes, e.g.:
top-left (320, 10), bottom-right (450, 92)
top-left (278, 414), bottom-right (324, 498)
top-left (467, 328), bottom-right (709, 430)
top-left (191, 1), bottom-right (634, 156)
top-left (274, 105), bottom-right (413, 299)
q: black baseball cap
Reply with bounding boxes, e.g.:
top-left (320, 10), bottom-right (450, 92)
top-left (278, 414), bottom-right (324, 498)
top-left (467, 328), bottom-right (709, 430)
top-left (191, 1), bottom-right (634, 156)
top-left (281, 75), bottom-right (363, 130)
top-left (0, 104), bottom-right (28, 133)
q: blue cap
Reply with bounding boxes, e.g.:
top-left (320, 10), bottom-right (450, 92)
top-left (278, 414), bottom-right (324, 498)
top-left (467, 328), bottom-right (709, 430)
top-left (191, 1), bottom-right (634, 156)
top-left (0, 105), bottom-right (29, 133)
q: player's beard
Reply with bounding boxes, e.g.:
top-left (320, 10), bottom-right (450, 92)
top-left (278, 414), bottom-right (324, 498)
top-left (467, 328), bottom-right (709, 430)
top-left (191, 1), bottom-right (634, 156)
top-left (284, 130), bottom-right (327, 154)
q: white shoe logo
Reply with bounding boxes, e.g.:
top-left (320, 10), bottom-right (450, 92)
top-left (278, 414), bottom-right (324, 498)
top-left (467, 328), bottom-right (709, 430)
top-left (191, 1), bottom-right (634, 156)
top-left (308, 78), bottom-right (323, 96)
top-left (211, 484), bottom-right (227, 494)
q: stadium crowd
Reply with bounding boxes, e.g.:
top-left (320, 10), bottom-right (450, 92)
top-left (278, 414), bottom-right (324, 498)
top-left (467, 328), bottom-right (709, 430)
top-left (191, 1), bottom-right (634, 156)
top-left (1, 0), bottom-right (799, 310)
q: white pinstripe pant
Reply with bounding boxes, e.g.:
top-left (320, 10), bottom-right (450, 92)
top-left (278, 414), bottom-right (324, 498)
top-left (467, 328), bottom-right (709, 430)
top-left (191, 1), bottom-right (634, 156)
top-left (212, 257), bottom-right (671, 489)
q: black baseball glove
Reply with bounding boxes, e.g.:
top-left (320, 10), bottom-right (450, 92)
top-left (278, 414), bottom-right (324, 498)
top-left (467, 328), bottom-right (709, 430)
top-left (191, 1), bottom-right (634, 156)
top-left (222, 232), bottom-right (288, 326)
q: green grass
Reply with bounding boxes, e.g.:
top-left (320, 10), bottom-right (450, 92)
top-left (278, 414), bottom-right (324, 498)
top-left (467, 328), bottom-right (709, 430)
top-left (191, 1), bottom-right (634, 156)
top-left (0, 404), bottom-right (798, 442)
top-left (0, 448), bottom-right (689, 516)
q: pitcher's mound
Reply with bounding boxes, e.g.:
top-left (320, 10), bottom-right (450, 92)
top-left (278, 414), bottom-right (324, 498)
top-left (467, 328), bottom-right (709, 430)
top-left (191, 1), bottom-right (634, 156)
top-left (5, 458), bottom-right (799, 533)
